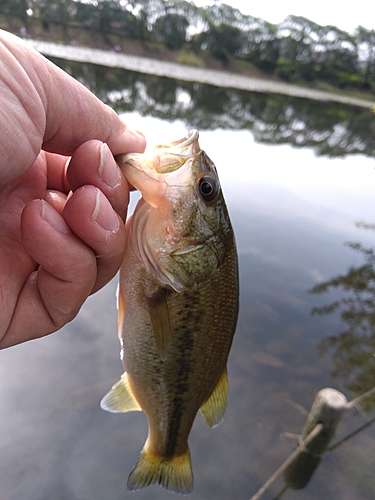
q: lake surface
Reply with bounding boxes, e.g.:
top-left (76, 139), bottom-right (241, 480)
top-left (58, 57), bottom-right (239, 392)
top-left (1, 60), bottom-right (375, 500)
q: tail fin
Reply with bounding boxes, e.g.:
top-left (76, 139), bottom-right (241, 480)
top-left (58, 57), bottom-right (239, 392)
top-left (127, 445), bottom-right (193, 494)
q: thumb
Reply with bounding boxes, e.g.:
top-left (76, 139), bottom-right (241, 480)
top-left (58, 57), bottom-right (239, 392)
top-left (0, 30), bottom-right (145, 182)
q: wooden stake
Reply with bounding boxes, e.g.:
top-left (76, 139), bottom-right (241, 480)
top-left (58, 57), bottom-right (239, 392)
top-left (284, 388), bottom-right (347, 489)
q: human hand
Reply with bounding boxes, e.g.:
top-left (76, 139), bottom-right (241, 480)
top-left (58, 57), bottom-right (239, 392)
top-left (0, 30), bottom-right (146, 348)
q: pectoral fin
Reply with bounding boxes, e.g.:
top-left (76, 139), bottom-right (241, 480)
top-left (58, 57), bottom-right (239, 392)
top-left (200, 367), bottom-right (228, 427)
top-left (100, 372), bottom-right (142, 413)
top-left (147, 289), bottom-right (171, 360)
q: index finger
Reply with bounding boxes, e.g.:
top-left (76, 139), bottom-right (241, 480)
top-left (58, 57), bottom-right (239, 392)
top-left (0, 30), bottom-right (145, 181)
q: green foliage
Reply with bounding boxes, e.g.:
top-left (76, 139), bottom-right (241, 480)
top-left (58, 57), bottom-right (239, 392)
top-left (195, 23), bottom-right (244, 63)
top-left (176, 48), bottom-right (205, 67)
top-left (153, 13), bottom-right (188, 50)
top-left (0, 0), bottom-right (28, 22)
top-left (3, 0), bottom-right (375, 93)
top-left (73, 1), bottom-right (147, 40)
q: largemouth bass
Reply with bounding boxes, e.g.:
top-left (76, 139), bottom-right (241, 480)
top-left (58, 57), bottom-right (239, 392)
top-left (101, 130), bottom-right (239, 494)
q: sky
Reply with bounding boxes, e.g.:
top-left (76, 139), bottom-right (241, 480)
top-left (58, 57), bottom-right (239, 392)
top-left (191, 0), bottom-right (375, 34)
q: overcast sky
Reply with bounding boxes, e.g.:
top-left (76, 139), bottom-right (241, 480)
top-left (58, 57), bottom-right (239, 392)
top-left (191, 0), bottom-right (375, 34)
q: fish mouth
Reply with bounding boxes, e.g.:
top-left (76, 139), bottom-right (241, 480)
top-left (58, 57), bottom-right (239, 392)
top-left (155, 129), bottom-right (199, 155)
top-left (115, 129), bottom-right (204, 209)
top-left (116, 130), bottom-right (201, 177)
top-left (154, 130), bottom-right (201, 174)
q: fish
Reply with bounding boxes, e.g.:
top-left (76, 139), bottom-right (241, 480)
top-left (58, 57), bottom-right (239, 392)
top-left (100, 130), bottom-right (239, 494)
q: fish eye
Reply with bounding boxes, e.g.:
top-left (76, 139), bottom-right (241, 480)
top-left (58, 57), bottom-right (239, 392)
top-left (198, 176), bottom-right (219, 203)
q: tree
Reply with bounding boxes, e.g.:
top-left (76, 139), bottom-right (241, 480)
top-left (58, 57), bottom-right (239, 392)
top-left (242, 20), bottom-right (280, 73)
top-left (74, 0), bottom-right (148, 41)
top-left (0, 0), bottom-right (29, 25)
top-left (153, 13), bottom-right (188, 50)
top-left (355, 26), bottom-right (375, 89)
top-left (196, 23), bottom-right (244, 64)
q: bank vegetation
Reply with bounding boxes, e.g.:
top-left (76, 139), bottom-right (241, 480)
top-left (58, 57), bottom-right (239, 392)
top-left (3, 0), bottom-right (375, 96)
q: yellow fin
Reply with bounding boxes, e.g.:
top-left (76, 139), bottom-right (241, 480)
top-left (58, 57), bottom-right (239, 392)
top-left (100, 373), bottom-right (142, 413)
top-left (200, 367), bottom-right (228, 427)
top-left (147, 290), bottom-right (171, 360)
top-left (127, 444), bottom-right (193, 494)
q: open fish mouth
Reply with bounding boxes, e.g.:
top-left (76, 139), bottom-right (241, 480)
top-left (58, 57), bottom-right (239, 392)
top-left (116, 129), bottom-right (202, 177)
top-left (115, 129), bottom-right (207, 208)
top-left (155, 129), bottom-right (198, 152)
top-left (155, 129), bottom-right (200, 155)
top-left (153, 130), bottom-right (200, 172)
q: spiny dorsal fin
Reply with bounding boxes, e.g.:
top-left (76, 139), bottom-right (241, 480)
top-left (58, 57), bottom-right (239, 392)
top-left (200, 366), bottom-right (228, 427)
top-left (100, 372), bottom-right (142, 413)
top-left (127, 444), bottom-right (193, 494)
top-left (147, 289), bottom-right (171, 360)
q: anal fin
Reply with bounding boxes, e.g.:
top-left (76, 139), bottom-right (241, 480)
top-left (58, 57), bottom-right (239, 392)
top-left (200, 366), bottom-right (229, 427)
top-left (100, 372), bottom-right (142, 413)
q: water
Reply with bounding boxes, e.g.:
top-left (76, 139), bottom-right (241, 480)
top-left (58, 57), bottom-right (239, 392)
top-left (1, 60), bottom-right (375, 500)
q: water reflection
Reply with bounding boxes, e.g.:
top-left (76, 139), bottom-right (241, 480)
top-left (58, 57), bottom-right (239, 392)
top-left (310, 222), bottom-right (375, 411)
top-left (52, 57), bottom-right (375, 158)
top-left (1, 62), bottom-right (375, 499)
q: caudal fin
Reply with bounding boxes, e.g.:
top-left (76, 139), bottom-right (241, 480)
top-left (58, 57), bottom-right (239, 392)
top-left (127, 445), bottom-right (193, 494)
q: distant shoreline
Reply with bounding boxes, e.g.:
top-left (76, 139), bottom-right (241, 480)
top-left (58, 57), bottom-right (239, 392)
top-left (26, 39), bottom-right (375, 110)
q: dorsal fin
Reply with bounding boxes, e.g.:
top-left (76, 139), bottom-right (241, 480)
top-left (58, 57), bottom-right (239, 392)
top-left (200, 367), bottom-right (228, 427)
top-left (100, 372), bottom-right (142, 413)
top-left (147, 289), bottom-right (171, 360)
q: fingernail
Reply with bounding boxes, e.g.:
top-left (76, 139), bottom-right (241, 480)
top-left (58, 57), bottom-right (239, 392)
top-left (98, 143), bottom-right (121, 187)
top-left (91, 188), bottom-right (119, 232)
top-left (41, 200), bottom-right (71, 234)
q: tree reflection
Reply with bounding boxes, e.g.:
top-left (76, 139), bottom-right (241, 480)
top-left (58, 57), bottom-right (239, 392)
top-left (51, 57), bottom-right (375, 158)
top-left (309, 222), bottom-right (375, 410)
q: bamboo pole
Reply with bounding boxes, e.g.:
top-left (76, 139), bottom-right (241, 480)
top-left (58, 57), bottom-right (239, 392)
top-left (249, 424), bottom-right (323, 500)
top-left (249, 385), bottom-right (375, 500)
